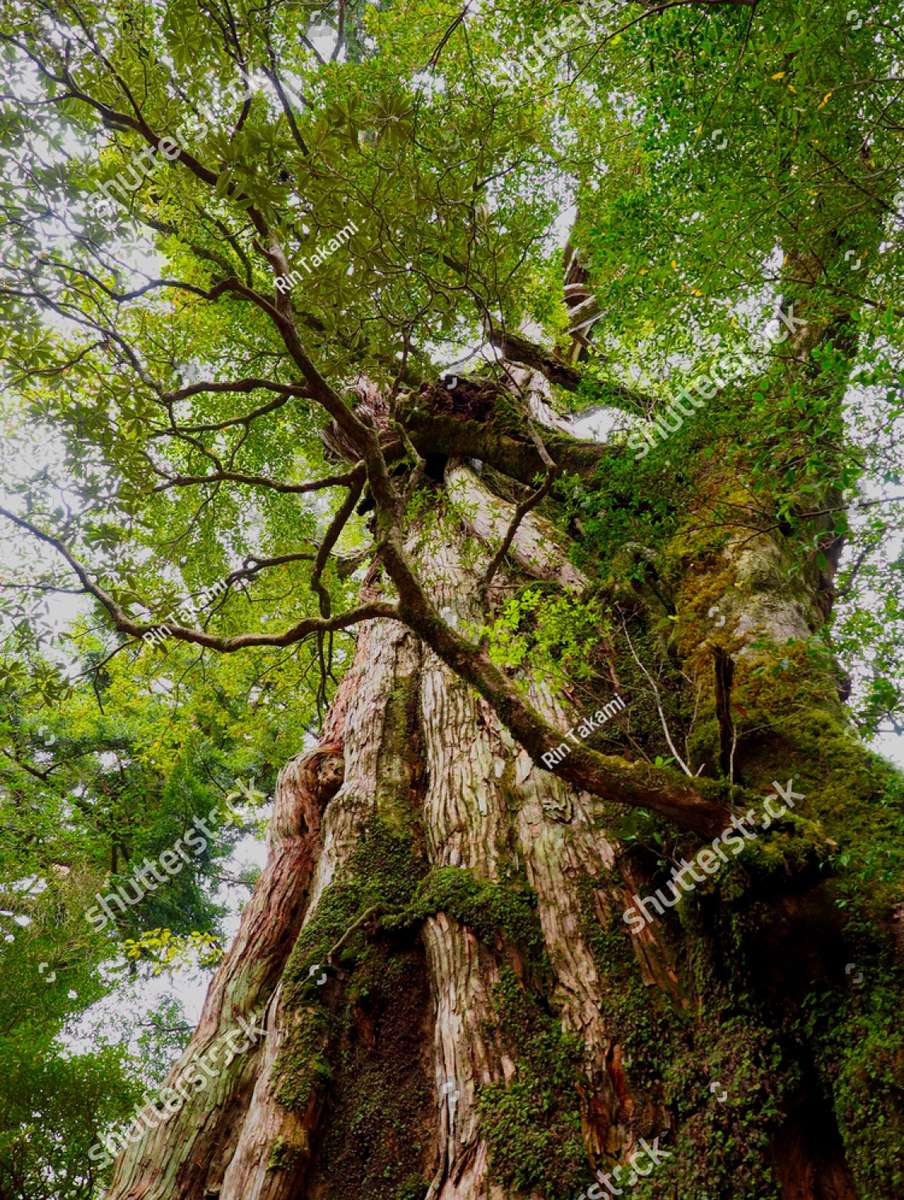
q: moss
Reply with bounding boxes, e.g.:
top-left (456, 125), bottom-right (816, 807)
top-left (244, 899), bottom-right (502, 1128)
top-left (557, 378), bottom-right (904, 1191)
top-left (375, 665), bottom-right (423, 830)
top-left (273, 819), bottom-right (427, 1115)
top-left (579, 882), bottom-right (681, 1092)
top-left (267, 1136), bottom-right (305, 1172)
top-left (705, 637), bottom-right (904, 918)
top-left (308, 945), bottom-right (434, 1200)
top-left (396, 866), bottom-right (550, 978)
top-left (670, 556), bottom-right (739, 666)
top-left (579, 882), bottom-right (803, 1200)
top-left (284, 820), bottom-right (426, 992)
top-left (476, 967), bottom-right (587, 1199)
top-left (266, 809), bottom-right (436, 1197)
top-left (271, 834), bottom-right (569, 1198)
top-left (629, 1018), bottom-right (795, 1200)
top-left (830, 1011), bottom-right (904, 1197)
top-left (271, 1006), bottom-right (333, 1113)
top-left (799, 969), bottom-right (904, 1199)
top-left (393, 1176), bottom-right (428, 1200)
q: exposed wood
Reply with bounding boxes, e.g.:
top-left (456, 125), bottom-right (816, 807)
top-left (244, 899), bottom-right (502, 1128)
top-left (446, 463), bottom-right (586, 591)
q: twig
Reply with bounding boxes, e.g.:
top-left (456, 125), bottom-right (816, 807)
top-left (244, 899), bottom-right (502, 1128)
top-left (151, 467), bottom-right (358, 495)
top-left (324, 904), bottom-right (384, 966)
top-left (480, 466), bottom-right (558, 595)
top-left (0, 506), bottom-right (399, 653)
top-left (310, 466), bottom-right (366, 619)
top-left (619, 613), bottom-right (694, 777)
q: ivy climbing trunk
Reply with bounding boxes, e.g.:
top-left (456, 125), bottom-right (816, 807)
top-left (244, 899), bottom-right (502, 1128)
top-left (103, 365), bottom-right (903, 1200)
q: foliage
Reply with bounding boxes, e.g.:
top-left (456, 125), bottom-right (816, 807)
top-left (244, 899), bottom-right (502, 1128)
top-left (0, 1041), bottom-right (142, 1200)
top-left (122, 927), bottom-right (225, 973)
top-left (476, 583), bottom-right (610, 684)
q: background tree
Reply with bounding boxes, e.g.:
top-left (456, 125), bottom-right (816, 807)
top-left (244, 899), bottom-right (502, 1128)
top-left (0, 1), bottom-right (903, 1198)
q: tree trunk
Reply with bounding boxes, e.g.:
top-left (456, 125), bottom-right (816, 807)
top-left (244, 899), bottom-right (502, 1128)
top-left (104, 366), bottom-right (904, 1200)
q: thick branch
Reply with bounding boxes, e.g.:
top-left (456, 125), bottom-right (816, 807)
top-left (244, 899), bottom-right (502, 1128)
top-left (223, 553), bottom-right (316, 588)
top-left (490, 329), bottom-right (655, 413)
top-left (216, 278), bottom-right (375, 452)
top-left (310, 466), bottom-right (366, 618)
top-left (488, 330), bottom-right (582, 391)
top-left (160, 378), bottom-right (312, 404)
top-left (402, 407), bottom-right (614, 483)
top-left (370, 519), bottom-right (730, 835)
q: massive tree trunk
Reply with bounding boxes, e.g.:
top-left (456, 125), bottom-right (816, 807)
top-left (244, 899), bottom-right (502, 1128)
top-left (103, 344), bottom-right (903, 1200)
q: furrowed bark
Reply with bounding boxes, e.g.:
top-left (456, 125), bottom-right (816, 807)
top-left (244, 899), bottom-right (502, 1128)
top-left (104, 725), bottom-right (344, 1199)
top-left (102, 491), bottom-right (657, 1199)
top-left (446, 462), bottom-right (586, 590)
top-left (216, 617), bottom-right (424, 1200)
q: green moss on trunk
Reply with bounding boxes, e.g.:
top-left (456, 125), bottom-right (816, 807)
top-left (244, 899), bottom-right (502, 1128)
top-left (306, 944), bottom-right (434, 1200)
top-left (476, 967), bottom-right (588, 1199)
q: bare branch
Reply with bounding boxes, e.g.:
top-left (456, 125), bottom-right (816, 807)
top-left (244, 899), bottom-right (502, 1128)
top-left (479, 467), bottom-right (560, 594)
top-left (151, 467), bottom-right (359, 496)
top-left (619, 612), bottom-right (694, 777)
top-left (310, 466), bottom-right (366, 619)
top-left (160, 379), bottom-right (311, 404)
top-left (0, 507), bottom-right (398, 653)
top-left (488, 329), bottom-right (582, 391)
top-left (150, 380), bottom-right (312, 437)
top-left (222, 553), bottom-right (316, 589)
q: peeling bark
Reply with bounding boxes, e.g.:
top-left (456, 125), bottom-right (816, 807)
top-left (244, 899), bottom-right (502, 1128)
top-left (104, 722), bottom-right (343, 1199)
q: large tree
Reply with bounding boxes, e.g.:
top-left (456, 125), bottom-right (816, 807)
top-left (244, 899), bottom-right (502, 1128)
top-left (1, 1), bottom-right (903, 1198)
